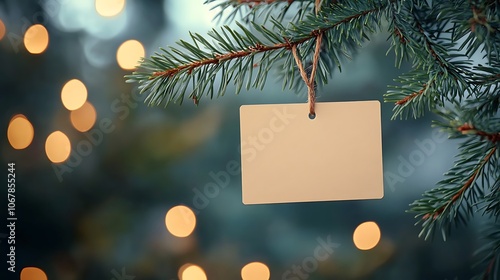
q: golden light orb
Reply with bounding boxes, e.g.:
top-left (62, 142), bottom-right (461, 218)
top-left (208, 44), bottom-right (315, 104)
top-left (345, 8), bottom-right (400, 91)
top-left (24, 24), bottom-right (49, 54)
top-left (7, 115), bottom-right (34, 150)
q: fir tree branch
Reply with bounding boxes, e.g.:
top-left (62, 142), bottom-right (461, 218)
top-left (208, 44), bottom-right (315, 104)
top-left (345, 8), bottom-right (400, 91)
top-left (410, 110), bottom-right (500, 240)
top-left (384, 2), bottom-right (474, 119)
top-left (437, 0), bottom-right (500, 60)
top-left (416, 23), bottom-right (446, 69)
top-left (423, 146), bottom-right (497, 220)
top-left (150, 5), bottom-right (379, 80)
top-left (412, 144), bottom-right (498, 241)
top-left (385, 71), bottom-right (439, 119)
top-left (127, 2), bottom-right (386, 106)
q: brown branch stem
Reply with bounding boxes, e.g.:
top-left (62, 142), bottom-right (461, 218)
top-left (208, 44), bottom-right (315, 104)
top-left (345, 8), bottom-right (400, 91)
top-left (395, 83), bottom-right (428, 106)
top-left (458, 123), bottom-right (500, 143)
top-left (151, 43), bottom-right (293, 78)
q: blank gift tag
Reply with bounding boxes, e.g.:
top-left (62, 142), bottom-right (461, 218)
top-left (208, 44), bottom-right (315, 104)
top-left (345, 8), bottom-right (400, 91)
top-left (240, 101), bottom-right (383, 204)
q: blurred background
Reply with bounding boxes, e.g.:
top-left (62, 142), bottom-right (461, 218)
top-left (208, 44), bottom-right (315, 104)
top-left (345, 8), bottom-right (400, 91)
top-left (0, 0), bottom-right (485, 279)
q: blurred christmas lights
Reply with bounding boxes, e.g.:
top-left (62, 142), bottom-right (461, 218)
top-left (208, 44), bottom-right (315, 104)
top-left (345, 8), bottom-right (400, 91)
top-left (61, 79), bottom-right (88, 111)
top-left (45, 131), bottom-right (71, 163)
top-left (24, 24), bottom-right (49, 54)
top-left (7, 115), bottom-right (34, 150)
top-left (0, 19), bottom-right (5, 41)
top-left (241, 262), bottom-right (270, 280)
top-left (70, 101), bottom-right (97, 132)
top-left (20, 267), bottom-right (47, 280)
top-left (181, 264), bottom-right (207, 280)
top-left (117, 40), bottom-right (144, 70)
top-left (95, 0), bottom-right (126, 17)
top-left (353, 221), bottom-right (381, 250)
top-left (165, 205), bottom-right (196, 238)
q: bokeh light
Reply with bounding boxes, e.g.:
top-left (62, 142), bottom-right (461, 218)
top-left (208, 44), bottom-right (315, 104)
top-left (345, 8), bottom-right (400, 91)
top-left (0, 19), bottom-right (5, 41)
top-left (116, 40), bottom-right (145, 70)
top-left (241, 262), bottom-right (270, 280)
top-left (45, 131), bottom-right (71, 163)
top-left (20, 267), bottom-right (48, 280)
top-left (70, 101), bottom-right (97, 132)
top-left (178, 263), bottom-right (194, 280)
top-left (353, 221), bottom-right (381, 250)
top-left (165, 205), bottom-right (196, 238)
top-left (95, 0), bottom-right (126, 17)
top-left (61, 79), bottom-right (88, 111)
top-left (7, 115), bottom-right (34, 150)
top-left (24, 24), bottom-right (49, 54)
top-left (181, 265), bottom-right (207, 280)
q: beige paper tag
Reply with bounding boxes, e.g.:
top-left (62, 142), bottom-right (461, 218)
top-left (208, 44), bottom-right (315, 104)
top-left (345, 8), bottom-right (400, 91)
top-left (240, 101), bottom-right (384, 204)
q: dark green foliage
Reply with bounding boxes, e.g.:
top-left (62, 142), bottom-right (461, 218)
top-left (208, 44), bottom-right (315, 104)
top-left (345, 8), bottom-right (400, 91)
top-left (127, 0), bottom-right (500, 278)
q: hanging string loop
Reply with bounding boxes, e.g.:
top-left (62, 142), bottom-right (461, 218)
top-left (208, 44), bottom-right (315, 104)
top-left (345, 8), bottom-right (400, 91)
top-left (291, 0), bottom-right (323, 118)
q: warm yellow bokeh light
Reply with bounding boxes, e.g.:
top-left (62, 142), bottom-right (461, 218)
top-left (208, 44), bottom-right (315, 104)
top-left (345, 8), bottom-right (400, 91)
top-left (241, 262), bottom-right (270, 280)
top-left (178, 263), bottom-right (194, 280)
top-left (353, 221), bottom-right (381, 250)
top-left (45, 131), bottom-right (71, 163)
top-left (116, 40), bottom-right (145, 70)
top-left (181, 265), bottom-right (207, 280)
top-left (7, 115), bottom-right (34, 150)
top-left (24, 24), bottom-right (49, 54)
top-left (20, 267), bottom-right (48, 280)
top-left (0, 19), bottom-right (5, 41)
top-left (95, 0), bottom-right (126, 17)
top-left (61, 79), bottom-right (88, 111)
top-left (70, 101), bottom-right (97, 132)
top-left (165, 205), bottom-right (196, 238)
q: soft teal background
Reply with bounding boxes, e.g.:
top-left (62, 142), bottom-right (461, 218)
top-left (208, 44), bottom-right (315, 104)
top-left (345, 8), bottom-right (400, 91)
top-left (0, 0), bottom-right (483, 279)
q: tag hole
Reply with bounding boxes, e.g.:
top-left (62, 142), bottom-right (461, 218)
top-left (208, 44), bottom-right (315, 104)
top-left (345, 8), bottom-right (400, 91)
top-left (309, 113), bottom-right (316, 120)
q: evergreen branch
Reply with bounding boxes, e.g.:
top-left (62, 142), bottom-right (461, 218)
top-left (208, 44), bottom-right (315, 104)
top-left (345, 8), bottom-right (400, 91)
top-left (385, 71), bottom-right (440, 119)
top-left (410, 111), bottom-right (500, 241)
top-left (150, 42), bottom-right (293, 79)
top-left (385, 2), bottom-right (420, 68)
top-left (127, 2), bottom-right (387, 106)
top-left (426, 146), bottom-right (496, 220)
top-left (438, 0), bottom-right (500, 60)
top-left (412, 18), bottom-right (471, 93)
top-left (412, 144), bottom-right (497, 241)
top-left (384, 2), bottom-right (474, 120)
top-left (415, 22), bottom-right (447, 69)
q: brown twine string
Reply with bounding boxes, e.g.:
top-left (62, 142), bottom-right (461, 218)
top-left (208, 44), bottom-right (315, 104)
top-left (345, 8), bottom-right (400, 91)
top-left (315, 0), bottom-right (321, 15)
top-left (291, 0), bottom-right (322, 117)
top-left (291, 33), bottom-right (323, 117)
